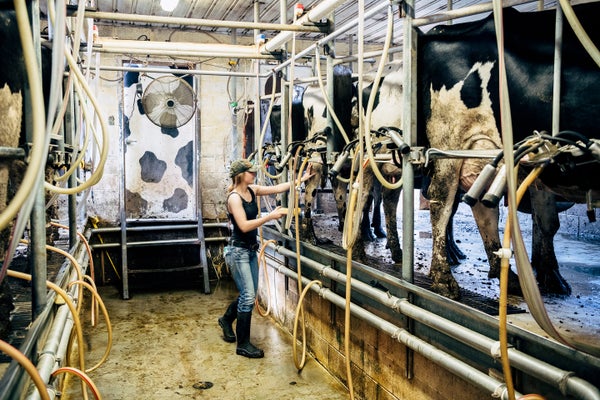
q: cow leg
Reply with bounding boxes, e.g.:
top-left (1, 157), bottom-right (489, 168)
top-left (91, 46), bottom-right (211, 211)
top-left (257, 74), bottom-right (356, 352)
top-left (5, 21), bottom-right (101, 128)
top-left (352, 170), bottom-right (375, 263)
top-left (371, 180), bottom-right (387, 238)
top-left (382, 185), bottom-right (402, 264)
top-left (360, 194), bottom-right (377, 242)
top-left (300, 162), bottom-right (329, 244)
top-left (333, 178), bottom-right (349, 234)
top-left (470, 202), bottom-right (521, 295)
top-left (445, 196), bottom-right (466, 265)
top-left (427, 160), bottom-right (461, 299)
top-left (423, 174), bottom-right (464, 265)
top-left (529, 189), bottom-right (571, 295)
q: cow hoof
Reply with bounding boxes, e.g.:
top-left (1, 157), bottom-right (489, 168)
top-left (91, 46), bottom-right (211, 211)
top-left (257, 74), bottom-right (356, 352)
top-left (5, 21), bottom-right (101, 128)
top-left (507, 277), bottom-right (523, 296)
top-left (446, 242), bottom-right (466, 265)
top-left (429, 273), bottom-right (461, 300)
top-left (537, 272), bottom-right (572, 296)
top-left (361, 228), bottom-right (376, 242)
top-left (490, 269), bottom-right (523, 296)
top-left (373, 228), bottom-right (387, 239)
top-left (431, 281), bottom-right (461, 300)
top-left (316, 237), bottom-right (333, 245)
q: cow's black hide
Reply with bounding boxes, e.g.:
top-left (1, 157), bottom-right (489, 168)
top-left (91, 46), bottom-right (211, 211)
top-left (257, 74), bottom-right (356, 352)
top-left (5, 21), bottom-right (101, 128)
top-left (416, 3), bottom-right (600, 298)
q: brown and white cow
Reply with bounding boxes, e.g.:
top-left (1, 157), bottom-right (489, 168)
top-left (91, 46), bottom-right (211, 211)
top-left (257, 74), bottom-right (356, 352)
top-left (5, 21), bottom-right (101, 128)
top-left (417, 3), bottom-right (600, 299)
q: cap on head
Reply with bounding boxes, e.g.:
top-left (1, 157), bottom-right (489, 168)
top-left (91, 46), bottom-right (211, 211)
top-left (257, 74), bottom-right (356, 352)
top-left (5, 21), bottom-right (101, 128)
top-left (229, 159), bottom-right (259, 178)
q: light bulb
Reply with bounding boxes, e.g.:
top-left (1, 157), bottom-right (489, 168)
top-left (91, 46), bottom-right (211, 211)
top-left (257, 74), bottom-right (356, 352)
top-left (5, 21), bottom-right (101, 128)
top-left (160, 0), bottom-right (178, 12)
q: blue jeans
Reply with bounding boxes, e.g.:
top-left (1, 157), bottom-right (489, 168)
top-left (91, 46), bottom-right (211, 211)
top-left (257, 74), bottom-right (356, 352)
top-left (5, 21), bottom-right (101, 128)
top-left (224, 246), bottom-right (259, 313)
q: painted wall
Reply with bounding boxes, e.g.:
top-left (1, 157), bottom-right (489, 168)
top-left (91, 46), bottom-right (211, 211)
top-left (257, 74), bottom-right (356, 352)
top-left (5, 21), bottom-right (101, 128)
top-left (84, 25), bottom-right (369, 224)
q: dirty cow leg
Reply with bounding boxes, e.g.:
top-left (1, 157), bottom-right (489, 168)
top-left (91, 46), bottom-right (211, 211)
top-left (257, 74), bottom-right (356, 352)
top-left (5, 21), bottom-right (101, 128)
top-left (382, 186), bottom-right (402, 264)
top-left (360, 194), bottom-right (377, 242)
top-left (427, 160), bottom-right (461, 299)
top-left (445, 196), bottom-right (466, 265)
top-left (299, 162), bottom-right (326, 244)
top-left (350, 170), bottom-right (375, 263)
top-left (470, 202), bottom-right (522, 296)
top-left (371, 180), bottom-right (387, 238)
top-left (529, 189), bottom-right (571, 295)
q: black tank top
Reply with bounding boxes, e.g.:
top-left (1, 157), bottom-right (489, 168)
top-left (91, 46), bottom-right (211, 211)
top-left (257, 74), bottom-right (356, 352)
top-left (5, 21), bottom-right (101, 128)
top-left (228, 188), bottom-right (258, 246)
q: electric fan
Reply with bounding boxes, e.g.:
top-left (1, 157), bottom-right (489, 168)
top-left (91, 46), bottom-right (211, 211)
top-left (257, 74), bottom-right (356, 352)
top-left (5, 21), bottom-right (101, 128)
top-left (141, 76), bottom-right (196, 129)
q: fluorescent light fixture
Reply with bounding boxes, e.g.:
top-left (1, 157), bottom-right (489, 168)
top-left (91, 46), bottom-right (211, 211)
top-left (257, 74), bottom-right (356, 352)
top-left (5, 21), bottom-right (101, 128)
top-left (160, 0), bottom-right (178, 12)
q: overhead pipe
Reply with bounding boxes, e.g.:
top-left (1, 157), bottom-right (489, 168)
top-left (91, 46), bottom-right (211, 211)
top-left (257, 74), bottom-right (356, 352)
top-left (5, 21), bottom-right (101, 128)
top-left (94, 38), bottom-right (278, 59)
top-left (262, 0), bottom-right (345, 53)
top-left (412, 0), bottom-right (538, 27)
top-left (269, 242), bottom-right (600, 400)
top-left (80, 10), bottom-right (324, 33)
top-left (272, 1), bottom-right (390, 72)
top-left (94, 65), bottom-right (259, 78)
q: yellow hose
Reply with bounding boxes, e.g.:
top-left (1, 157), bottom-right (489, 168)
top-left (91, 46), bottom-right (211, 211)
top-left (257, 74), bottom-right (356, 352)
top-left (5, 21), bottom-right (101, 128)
top-left (7, 269), bottom-right (88, 400)
top-left (52, 366), bottom-right (102, 400)
top-left (256, 239), bottom-right (277, 317)
top-left (363, 4), bottom-right (403, 191)
top-left (292, 279), bottom-right (322, 370)
top-left (343, 181), bottom-right (359, 400)
top-left (0, 340), bottom-right (51, 400)
top-left (50, 222), bottom-right (98, 325)
top-left (499, 166), bottom-right (541, 400)
top-left (66, 279), bottom-right (112, 373)
top-left (0, 0), bottom-right (46, 231)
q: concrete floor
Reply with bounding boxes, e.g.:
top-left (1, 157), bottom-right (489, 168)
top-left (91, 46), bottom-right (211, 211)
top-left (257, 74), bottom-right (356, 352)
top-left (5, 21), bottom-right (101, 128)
top-left (61, 279), bottom-right (348, 400)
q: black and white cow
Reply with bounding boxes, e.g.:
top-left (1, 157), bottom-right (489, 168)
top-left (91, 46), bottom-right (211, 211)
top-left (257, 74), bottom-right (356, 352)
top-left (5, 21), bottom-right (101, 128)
top-left (417, 3), bottom-right (600, 299)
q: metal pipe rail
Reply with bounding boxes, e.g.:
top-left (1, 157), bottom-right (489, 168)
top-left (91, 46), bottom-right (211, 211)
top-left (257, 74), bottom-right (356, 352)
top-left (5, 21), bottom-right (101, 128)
top-left (262, 229), bottom-right (600, 400)
top-left (91, 236), bottom-right (228, 250)
top-left (81, 11), bottom-right (326, 33)
top-left (266, 245), bottom-right (520, 399)
top-left (0, 230), bottom-right (91, 400)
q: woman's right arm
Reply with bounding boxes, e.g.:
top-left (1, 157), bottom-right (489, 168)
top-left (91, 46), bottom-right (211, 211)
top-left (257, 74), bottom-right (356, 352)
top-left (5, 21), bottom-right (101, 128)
top-left (228, 194), bottom-right (283, 232)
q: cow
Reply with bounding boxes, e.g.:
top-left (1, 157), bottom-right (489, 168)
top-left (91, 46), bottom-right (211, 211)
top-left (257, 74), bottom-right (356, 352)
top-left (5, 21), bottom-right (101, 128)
top-left (347, 61), bottom-right (468, 265)
top-left (416, 3), bottom-right (600, 299)
top-left (261, 62), bottom-right (467, 268)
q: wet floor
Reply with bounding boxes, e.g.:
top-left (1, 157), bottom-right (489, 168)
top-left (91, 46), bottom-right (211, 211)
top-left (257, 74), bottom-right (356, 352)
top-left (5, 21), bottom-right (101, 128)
top-left (61, 279), bottom-right (348, 400)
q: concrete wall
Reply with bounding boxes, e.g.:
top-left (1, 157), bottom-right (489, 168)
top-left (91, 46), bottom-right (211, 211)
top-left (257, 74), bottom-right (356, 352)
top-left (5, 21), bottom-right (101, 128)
top-left (256, 260), bottom-right (490, 400)
top-left (84, 25), bottom-right (380, 223)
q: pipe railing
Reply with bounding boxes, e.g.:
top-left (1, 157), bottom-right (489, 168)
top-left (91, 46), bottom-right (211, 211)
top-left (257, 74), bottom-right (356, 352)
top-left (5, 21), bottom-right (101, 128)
top-left (264, 236), bottom-right (600, 400)
top-left (267, 246), bottom-right (520, 399)
top-left (80, 11), bottom-right (326, 33)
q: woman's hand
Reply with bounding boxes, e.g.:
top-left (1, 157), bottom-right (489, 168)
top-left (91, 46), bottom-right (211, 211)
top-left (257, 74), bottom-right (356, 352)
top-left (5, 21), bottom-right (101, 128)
top-left (300, 163), bottom-right (316, 183)
top-left (269, 206), bottom-right (288, 220)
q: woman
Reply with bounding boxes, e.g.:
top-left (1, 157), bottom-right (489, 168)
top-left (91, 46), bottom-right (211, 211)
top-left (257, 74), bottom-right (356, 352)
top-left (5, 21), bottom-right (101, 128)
top-left (219, 158), bottom-right (313, 358)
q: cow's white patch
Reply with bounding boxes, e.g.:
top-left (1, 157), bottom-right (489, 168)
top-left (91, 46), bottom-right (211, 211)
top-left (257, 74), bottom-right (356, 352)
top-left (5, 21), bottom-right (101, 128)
top-left (363, 61), bottom-right (403, 131)
top-left (427, 61), bottom-right (500, 149)
top-left (427, 61), bottom-right (501, 190)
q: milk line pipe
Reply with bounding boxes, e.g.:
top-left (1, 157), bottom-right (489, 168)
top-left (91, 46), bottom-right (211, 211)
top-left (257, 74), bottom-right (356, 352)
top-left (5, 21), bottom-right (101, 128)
top-left (93, 65), bottom-right (260, 78)
top-left (268, 242), bottom-right (600, 400)
top-left (411, 0), bottom-right (539, 27)
top-left (7, 270), bottom-right (87, 400)
top-left (90, 222), bottom-right (228, 233)
top-left (272, 1), bottom-right (390, 73)
top-left (1, 233), bottom-right (90, 399)
top-left (24, 244), bottom-right (94, 400)
top-left (0, 341), bottom-right (50, 400)
top-left (90, 236), bottom-right (228, 250)
top-left (266, 251), bottom-right (521, 400)
top-left (81, 11), bottom-right (324, 33)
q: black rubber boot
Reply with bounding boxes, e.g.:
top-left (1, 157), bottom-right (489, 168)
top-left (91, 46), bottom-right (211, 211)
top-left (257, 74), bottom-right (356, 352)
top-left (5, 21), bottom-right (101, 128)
top-left (236, 311), bottom-right (264, 358)
top-left (218, 299), bottom-right (237, 343)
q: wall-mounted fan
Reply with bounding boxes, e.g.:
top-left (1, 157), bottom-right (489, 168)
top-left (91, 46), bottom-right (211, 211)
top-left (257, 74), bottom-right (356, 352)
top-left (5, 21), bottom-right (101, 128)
top-left (141, 76), bottom-right (196, 129)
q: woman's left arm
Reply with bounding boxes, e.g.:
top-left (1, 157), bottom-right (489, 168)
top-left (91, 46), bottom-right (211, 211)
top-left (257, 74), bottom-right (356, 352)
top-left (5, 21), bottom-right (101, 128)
top-left (252, 164), bottom-right (314, 196)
